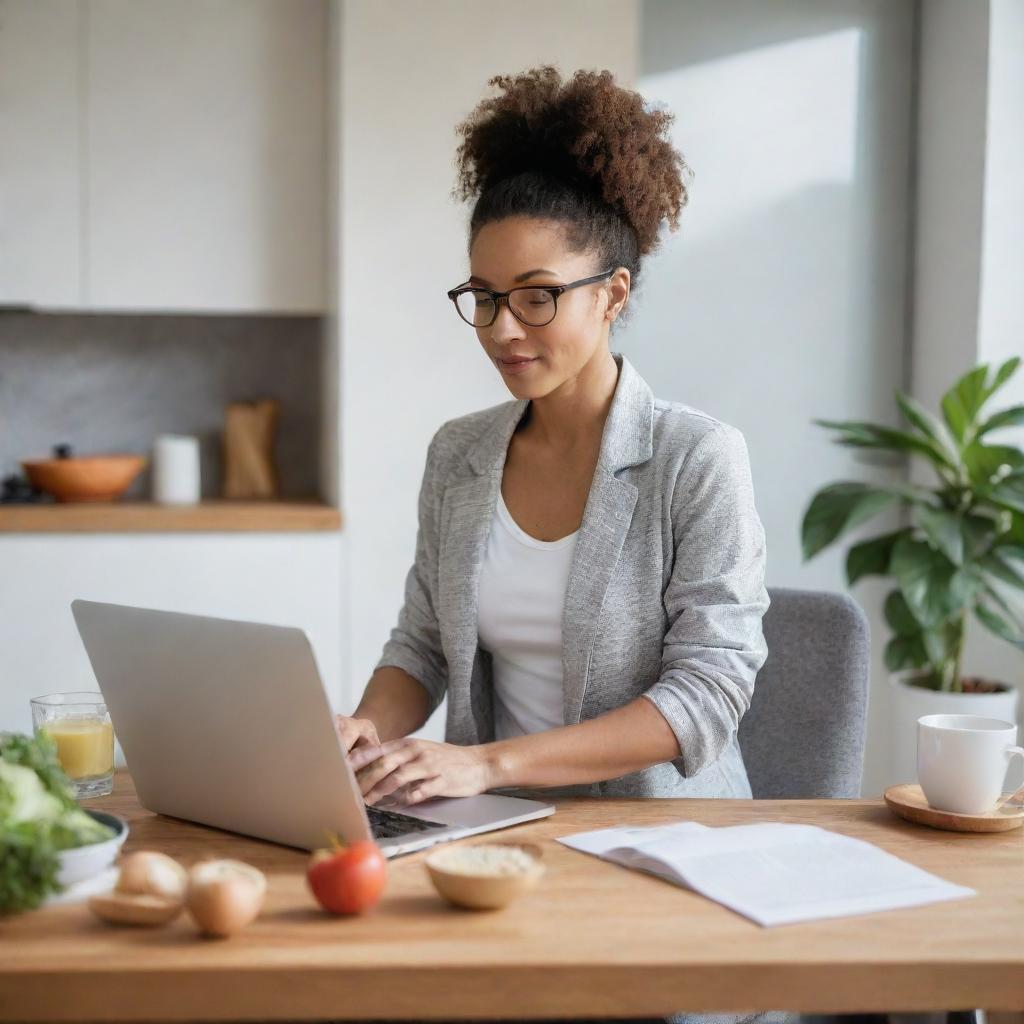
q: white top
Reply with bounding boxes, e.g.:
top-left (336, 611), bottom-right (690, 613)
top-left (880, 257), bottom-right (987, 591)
top-left (477, 487), bottom-right (579, 741)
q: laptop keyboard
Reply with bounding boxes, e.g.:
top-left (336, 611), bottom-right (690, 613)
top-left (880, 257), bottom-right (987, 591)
top-left (366, 803), bottom-right (448, 840)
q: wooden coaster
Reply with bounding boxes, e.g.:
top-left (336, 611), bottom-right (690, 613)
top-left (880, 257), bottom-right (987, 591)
top-left (884, 783), bottom-right (1024, 833)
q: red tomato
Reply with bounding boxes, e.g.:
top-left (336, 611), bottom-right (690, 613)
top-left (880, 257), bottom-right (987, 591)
top-left (306, 837), bottom-right (387, 915)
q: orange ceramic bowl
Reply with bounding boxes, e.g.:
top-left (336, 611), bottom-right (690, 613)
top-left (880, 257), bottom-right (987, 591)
top-left (21, 455), bottom-right (147, 503)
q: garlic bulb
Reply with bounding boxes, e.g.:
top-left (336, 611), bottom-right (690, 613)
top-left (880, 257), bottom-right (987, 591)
top-left (116, 851), bottom-right (188, 901)
top-left (88, 892), bottom-right (184, 927)
top-left (88, 850), bottom-right (188, 927)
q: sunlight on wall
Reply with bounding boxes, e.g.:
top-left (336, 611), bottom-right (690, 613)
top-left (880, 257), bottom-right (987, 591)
top-left (628, 4), bottom-right (915, 796)
top-left (640, 29), bottom-right (862, 244)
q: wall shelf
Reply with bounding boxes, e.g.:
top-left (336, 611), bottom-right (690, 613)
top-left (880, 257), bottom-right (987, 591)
top-left (0, 501), bottom-right (342, 534)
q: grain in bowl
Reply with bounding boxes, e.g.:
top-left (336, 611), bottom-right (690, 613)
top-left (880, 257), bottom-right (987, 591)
top-left (424, 842), bottom-right (544, 910)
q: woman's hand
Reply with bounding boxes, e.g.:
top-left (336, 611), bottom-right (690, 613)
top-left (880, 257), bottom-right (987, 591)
top-left (335, 714), bottom-right (381, 754)
top-left (347, 738), bottom-right (493, 807)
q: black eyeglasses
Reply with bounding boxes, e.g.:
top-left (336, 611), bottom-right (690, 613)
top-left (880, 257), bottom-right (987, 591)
top-left (447, 269), bottom-right (616, 328)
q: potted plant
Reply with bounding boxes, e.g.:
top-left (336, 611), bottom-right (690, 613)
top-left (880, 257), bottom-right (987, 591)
top-left (801, 357), bottom-right (1024, 784)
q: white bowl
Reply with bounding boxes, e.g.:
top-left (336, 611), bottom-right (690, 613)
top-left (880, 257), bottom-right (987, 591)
top-left (56, 810), bottom-right (129, 886)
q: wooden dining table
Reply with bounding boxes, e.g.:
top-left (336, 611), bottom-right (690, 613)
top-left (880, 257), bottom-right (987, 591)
top-left (1, 768), bottom-right (1022, 1022)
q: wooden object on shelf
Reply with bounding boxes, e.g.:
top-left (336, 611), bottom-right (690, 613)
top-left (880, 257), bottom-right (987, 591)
top-left (223, 399), bottom-right (279, 499)
top-left (0, 501), bottom-right (341, 533)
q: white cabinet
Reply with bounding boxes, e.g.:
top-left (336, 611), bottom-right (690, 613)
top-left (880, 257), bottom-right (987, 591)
top-left (0, 0), bottom-right (327, 313)
top-left (0, 0), bottom-right (81, 307)
top-left (86, 0), bottom-right (327, 312)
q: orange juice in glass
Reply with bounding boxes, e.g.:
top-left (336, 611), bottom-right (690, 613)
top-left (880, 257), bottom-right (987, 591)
top-left (30, 692), bottom-right (115, 799)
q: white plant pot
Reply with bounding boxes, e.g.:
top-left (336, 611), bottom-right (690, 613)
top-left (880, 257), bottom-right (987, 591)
top-left (889, 671), bottom-right (1021, 788)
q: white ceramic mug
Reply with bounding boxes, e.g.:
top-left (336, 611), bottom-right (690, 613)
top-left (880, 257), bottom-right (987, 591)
top-left (917, 714), bottom-right (1024, 815)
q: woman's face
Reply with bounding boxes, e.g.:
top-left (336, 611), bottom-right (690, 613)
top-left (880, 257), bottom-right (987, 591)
top-left (466, 216), bottom-right (628, 399)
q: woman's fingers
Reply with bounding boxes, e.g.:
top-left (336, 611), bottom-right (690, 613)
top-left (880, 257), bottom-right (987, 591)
top-left (363, 760), bottom-right (430, 806)
top-left (356, 743), bottom-right (420, 798)
top-left (347, 742), bottom-right (384, 772)
top-left (390, 776), bottom-right (441, 807)
top-left (350, 736), bottom-right (414, 772)
top-left (335, 714), bottom-right (380, 754)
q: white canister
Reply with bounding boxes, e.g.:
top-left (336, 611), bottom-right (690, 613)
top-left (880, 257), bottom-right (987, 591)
top-left (152, 435), bottom-right (201, 505)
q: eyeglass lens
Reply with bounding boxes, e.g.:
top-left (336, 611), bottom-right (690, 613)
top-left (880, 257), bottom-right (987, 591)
top-left (455, 288), bottom-right (556, 327)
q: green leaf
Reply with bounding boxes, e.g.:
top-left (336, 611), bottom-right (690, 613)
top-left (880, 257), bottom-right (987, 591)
top-left (962, 443), bottom-right (1024, 487)
top-left (0, 731), bottom-right (76, 809)
top-left (884, 588), bottom-right (921, 636)
top-left (987, 357), bottom-right (1021, 400)
top-left (846, 529), bottom-right (912, 585)
top-left (814, 419), bottom-right (957, 472)
top-left (0, 821), bottom-right (61, 913)
top-left (962, 512), bottom-right (999, 559)
top-left (979, 579), bottom-right (1024, 620)
top-left (976, 404), bottom-right (1024, 438)
top-left (801, 483), bottom-right (901, 560)
top-left (980, 472), bottom-right (1024, 515)
top-left (976, 549), bottom-right (1024, 590)
top-left (895, 391), bottom-right (959, 461)
top-left (890, 535), bottom-right (980, 627)
top-left (884, 632), bottom-right (928, 672)
top-left (922, 626), bottom-right (953, 668)
top-left (914, 505), bottom-right (964, 565)
top-left (975, 602), bottom-right (1024, 648)
top-left (941, 365), bottom-right (989, 442)
top-left (1009, 512), bottom-right (1024, 544)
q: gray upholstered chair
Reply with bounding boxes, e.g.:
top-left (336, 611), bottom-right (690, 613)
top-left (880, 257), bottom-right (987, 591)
top-left (738, 587), bottom-right (870, 799)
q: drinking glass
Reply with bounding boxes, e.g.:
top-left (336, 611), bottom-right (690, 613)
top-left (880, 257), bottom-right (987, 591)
top-left (30, 691), bottom-right (115, 799)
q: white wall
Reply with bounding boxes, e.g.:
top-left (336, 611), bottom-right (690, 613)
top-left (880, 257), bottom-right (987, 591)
top-left (911, 0), bottom-right (990, 419)
top-left (632, 0), bottom-right (916, 795)
top-left (978, 0), bottom-right (1024, 419)
top-left (0, 535), bottom-right (344, 765)
top-left (914, 0), bottom-right (1024, 729)
top-left (334, 0), bottom-right (641, 739)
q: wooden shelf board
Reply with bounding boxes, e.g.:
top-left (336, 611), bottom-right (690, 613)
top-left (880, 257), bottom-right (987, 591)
top-left (0, 500), bottom-right (342, 533)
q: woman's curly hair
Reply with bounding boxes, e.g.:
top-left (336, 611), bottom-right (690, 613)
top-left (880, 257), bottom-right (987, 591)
top-left (452, 64), bottom-right (690, 325)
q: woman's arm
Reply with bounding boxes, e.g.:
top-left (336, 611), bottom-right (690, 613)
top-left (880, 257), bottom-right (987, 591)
top-left (480, 695), bottom-right (680, 789)
top-left (353, 666), bottom-right (433, 744)
top-left (641, 422), bottom-right (769, 778)
top-left (351, 696), bottom-right (680, 803)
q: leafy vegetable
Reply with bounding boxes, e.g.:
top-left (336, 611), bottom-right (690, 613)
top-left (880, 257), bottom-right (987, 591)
top-left (1, 730), bottom-right (78, 807)
top-left (0, 731), bottom-right (116, 913)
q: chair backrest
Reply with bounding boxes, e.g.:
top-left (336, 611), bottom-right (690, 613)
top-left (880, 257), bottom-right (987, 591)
top-left (737, 587), bottom-right (870, 799)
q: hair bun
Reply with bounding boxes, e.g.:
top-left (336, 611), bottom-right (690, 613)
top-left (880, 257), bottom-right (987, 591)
top-left (453, 64), bottom-right (690, 258)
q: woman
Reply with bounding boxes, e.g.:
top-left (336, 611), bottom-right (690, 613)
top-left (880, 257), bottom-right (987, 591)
top-left (336, 64), bottom-right (768, 820)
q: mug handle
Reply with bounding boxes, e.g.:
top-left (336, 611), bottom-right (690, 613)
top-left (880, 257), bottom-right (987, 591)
top-left (1002, 746), bottom-right (1024, 804)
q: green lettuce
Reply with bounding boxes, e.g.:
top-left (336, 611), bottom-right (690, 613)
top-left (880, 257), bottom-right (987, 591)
top-left (0, 731), bottom-right (116, 912)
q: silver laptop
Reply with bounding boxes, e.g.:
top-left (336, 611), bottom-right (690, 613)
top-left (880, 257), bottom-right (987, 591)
top-left (71, 600), bottom-right (555, 857)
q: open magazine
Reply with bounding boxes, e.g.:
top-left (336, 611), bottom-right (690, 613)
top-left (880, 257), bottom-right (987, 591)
top-left (556, 821), bottom-right (975, 927)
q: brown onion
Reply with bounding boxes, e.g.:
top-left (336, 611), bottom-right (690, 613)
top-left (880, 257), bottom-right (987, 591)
top-left (185, 859), bottom-right (266, 937)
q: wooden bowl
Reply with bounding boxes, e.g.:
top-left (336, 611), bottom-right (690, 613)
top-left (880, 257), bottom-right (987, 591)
top-left (424, 842), bottom-right (545, 911)
top-left (22, 455), bottom-right (147, 503)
